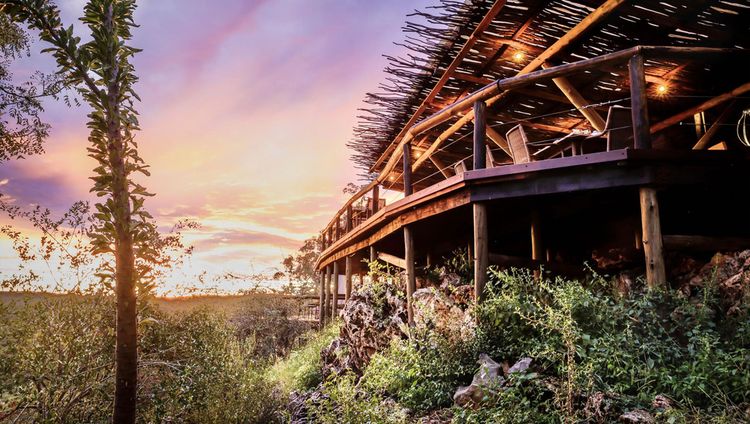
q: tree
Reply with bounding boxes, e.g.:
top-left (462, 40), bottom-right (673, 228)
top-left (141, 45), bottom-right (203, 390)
top-left (5, 1), bottom-right (147, 422)
top-left (281, 236), bottom-right (321, 294)
top-left (0, 10), bottom-right (63, 162)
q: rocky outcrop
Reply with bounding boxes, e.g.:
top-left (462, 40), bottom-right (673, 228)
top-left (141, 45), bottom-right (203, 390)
top-left (453, 355), bottom-right (534, 408)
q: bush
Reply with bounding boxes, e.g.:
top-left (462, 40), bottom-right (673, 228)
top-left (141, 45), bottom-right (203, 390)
top-left (269, 322), bottom-right (340, 395)
top-left (0, 295), bottom-right (281, 423)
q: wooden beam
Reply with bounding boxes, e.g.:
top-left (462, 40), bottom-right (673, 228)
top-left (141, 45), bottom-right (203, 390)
top-left (519, 0), bottom-right (626, 74)
top-left (640, 188), bottom-right (666, 288)
top-left (453, 72), bottom-right (494, 85)
top-left (345, 255), bottom-right (352, 302)
top-left (652, 81), bottom-right (750, 134)
top-left (542, 62), bottom-right (606, 131)
top-left (404, 225), bottom-right (416, 325)
top-left (629, 54), bottom-right (651, 149)
top-left (486, 126), bottom-right (512, 157)
top-left (429, 155), bottom-right (453, 179)
top-left (663, 235), bottom-right (750, 252)
top-left (474, 101), bottom-right (487, 170)
top-left (693, 102), bottom-right (736, 150)
top-left (473, 203), bottom-right (489, 302)
top-left (378, 251), bottom-right (406, 269)
top-left (370, 0), bottom-right (507, 172)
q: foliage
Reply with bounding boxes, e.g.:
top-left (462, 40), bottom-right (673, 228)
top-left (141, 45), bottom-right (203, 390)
top-left (0, 295), bottom-right (281, 423)
top-left (281, 236), bottom-right (321, 295)
top-left (0, 11), bottom-right (64, 163)
top-left (270, 322), bottom-right (340, 394)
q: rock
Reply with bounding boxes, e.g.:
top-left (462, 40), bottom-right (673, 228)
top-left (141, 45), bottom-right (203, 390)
top-left (453, 354), bottom-right (505, 407)
top-left (413, 287), bottom-right (475, 343)
top-left (507, 357), bottom-right (532, 375)
top-left (652, 394), bottom-right (675, 410)
top-left (619, 409), bottom-right (655, 423)
top-left (322, 280), bottom-right (408, 378)
top-left (287, 389), bottom-right (328, 424)
top-left (682, 250), bottom-right (750, 315)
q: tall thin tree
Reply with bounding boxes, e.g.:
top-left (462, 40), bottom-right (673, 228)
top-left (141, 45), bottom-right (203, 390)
top-left (4, 1), bottom-right (148, 422)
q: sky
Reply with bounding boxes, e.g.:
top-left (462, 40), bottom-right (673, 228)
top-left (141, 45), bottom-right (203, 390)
top-left (0, 0), bottom-right (435, 295)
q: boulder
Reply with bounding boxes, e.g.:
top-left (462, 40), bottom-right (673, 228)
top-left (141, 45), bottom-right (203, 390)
top-left (453, 354), bottom-right (505, 407)
top-left (507, 357), bottom-right (532, 375)
top-left (619, 409), bottom-right (655, 423)
top-left (413, 287), bottom-right (475, 343)
top-left (322, 280), bottom-right (408, 377)
top-left (683, 250), bottom-right (750, 315)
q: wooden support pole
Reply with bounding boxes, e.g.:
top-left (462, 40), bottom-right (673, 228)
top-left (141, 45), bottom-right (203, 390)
top-left (318, 271), bottom-right (325, 327)
top-left (332, 261), bottom-right (339, 318)
top-left (369, 245), bottom-right (378, 282)
top-left (403, 142), bottom-right (413, 196)
top-left (629, 54), bottom-right (651, 149)
top-left (404, 225), bottom-right (416, 324)
top-left (345, 255), bottom-right (352, 302)
top-left (335, 215), bottom-right (341, 239)
top-left (429, 155), bottom-right (453, 179)
top-left (543, 63), bottom-right (606, 131)
top-left (324, 266), bottom-right (331, 323)
top-left (473, 101), bottom-right (487, 170)
top-left (372, 185), bottom-right (380, 214)
top-left (531, 210), bottom-right (543, 261)
top-left (639, 188), bottom-right (666, 288)
top-left (473, 203), bottom-right (489, 302)
top-left (486, 126), bottom-right (512, 157)
top-left (693, 102), bottom-right (735, 150)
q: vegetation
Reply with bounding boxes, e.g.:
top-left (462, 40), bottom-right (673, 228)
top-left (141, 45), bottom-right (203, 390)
top-left (283, 263), bottom-right (750, 423)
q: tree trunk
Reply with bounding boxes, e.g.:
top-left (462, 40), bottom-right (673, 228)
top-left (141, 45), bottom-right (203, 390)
top-left (104, 6), bottom-right (137, 423)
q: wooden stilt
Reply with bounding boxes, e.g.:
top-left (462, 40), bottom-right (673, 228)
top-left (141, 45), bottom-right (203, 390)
top-left (639, 188), bottom-right (666, 288)
top-left (473, 203), bottom-right (489, 302)
top-left (531, 210), bottom-right (543, 261)
top-left (332, 261), bottom-right (339, 318)
top-left (426, 253), bottom-right (432, 268)
top-left (323, 265), bottom-right (331, 323)
top-left (345, 255), bottom-right (352, 302)
top-left (404, 225), bottom-right (416, 324)
top-left (318, 271), bottom-right (325, 327)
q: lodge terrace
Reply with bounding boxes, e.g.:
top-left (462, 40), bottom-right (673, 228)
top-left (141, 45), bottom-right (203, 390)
top-left (313, 0), bottom-right (750, 325)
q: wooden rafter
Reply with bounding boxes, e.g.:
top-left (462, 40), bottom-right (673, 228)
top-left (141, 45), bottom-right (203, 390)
top-left (651, 81), bottom-right (750, 133)
top-left (542, 62), bottom-right (606, 131)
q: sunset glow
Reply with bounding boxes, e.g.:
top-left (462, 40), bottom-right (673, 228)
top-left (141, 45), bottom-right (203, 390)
top-left (0, 0), bottom-right (434, 295)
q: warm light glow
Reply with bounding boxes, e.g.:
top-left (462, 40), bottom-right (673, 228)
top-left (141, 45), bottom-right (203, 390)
top-left (415, 152), bottom-right (422, 158)
top-left (656, 84), bottom-right (668, 95)
top-left (512, 51), bottom-right (525, 62)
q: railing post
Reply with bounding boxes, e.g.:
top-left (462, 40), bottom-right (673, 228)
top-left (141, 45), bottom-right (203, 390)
top-left (473, 101), bottom-right (487, 170)
top-left (335, 215), bottom-right (341, 240)
top-left (403, 143), bottom-right (413, 196)
top-left (346, 205), bottom-right (353, 232)
top-left (629, 53), bottom-right (651, 149)
top-left (372, 185), bottom-right (380, 215)
top-left (324, 265), bottom-right (331, 324)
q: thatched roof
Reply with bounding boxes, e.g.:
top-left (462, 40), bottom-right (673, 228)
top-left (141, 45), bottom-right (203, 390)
top-left (347, 0), bottom-right (750, 189)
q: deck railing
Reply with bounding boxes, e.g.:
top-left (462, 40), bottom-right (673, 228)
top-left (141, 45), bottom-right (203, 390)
top-left (319, 45), bottom-right (748, 253)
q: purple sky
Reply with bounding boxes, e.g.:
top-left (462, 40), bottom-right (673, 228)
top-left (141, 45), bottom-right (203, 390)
top-left (0, 0), bottom-right (436, 294)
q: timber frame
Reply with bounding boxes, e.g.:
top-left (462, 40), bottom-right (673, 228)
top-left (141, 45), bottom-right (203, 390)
top-left (314, 0), bottom-right (750, 325)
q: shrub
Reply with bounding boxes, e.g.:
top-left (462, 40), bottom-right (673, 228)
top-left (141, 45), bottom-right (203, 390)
top-left (269, 322), bottom-right (340, 395)
top-left (308, 372), bottom-right (407, 424)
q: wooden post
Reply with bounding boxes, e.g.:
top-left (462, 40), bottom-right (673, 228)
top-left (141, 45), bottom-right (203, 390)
top-left (345, 255), bottom-right (352, 302)
top-left (324, 266), bottom-right (331, 324)
top-left (531, 210), bottom-right (543, 261)
top-left (369, 245), bottom-right (378, 282)
top-left (473, 101), bottom-right (487, 170)
top-left (473, 203), bottom-right (489, 302)
top-left (639, 188), bottom-right (666, 288)
top-left (318, 271), bottom-right (325, 327)
top-left (372, 185), bottom-right (380, 215)
top-left (629, 54), bottom-right (651, 149)
top-left (403, 143), bottom-right (413, 196)
top-left (332, 261), bottom-right (339, 318)
top-left (404, 225), bottom-right (416, 324)
top-left (335, 215), bottom-right (341, 240)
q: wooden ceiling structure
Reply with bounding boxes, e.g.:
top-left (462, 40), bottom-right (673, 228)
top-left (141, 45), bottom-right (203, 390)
top-left (313, 0), bottom-right (750, 325)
